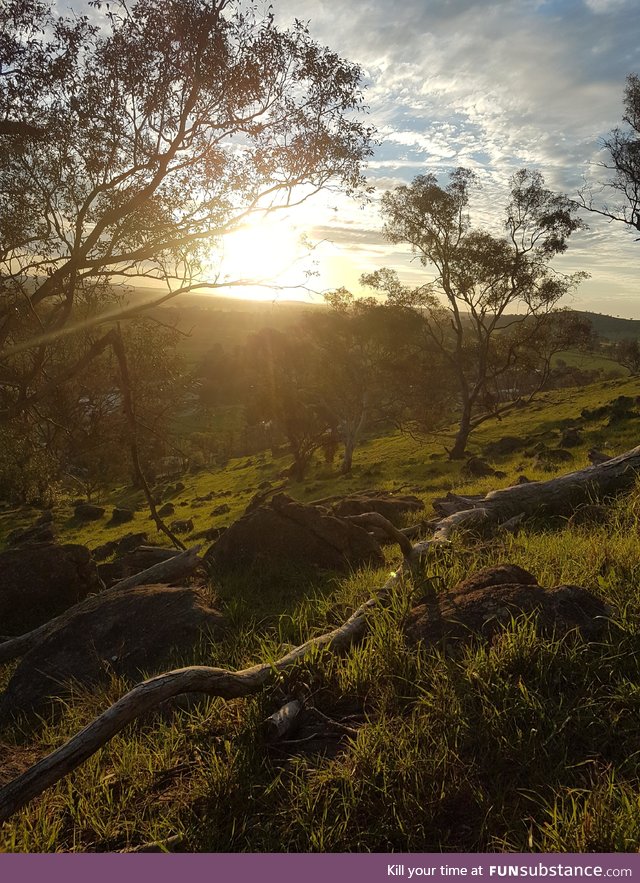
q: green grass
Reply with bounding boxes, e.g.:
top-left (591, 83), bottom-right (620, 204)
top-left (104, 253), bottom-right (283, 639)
top-left (3, 374), bottom-right (640, 851)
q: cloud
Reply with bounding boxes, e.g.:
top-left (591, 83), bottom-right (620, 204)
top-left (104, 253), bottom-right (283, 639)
top-left (583, 0), bottom-right (630, 13)
top-left (272, 0), bottom-right (640, 313)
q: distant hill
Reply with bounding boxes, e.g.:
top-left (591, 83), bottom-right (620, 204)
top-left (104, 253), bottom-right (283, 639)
top-left (126, 288), bottom-right (640, 357)
top-left (128, 288), bottom-right (324, 362)
top-left (571, 311), bottom-right (640, 341)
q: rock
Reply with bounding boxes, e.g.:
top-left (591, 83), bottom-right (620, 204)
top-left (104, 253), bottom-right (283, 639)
top-left (115, 532), bottom-right (149, 555)
top-left (35, 510), bottom-right (54, 525)
top-left (158, 502), bottom-right (175, 517)
top-left (582, 396), bottom-right (636, 423)
top-left (74, 502), bottom-right (105, 522)
top-left (97, 545), bottom-right (177, 587)
top-left (0, 544), bottom-right (102, 634)
top-left (588, 448), bottom-right (611, 466)
top-left (404, 564), bottom-right (608, 646)
top-left (6, 522), bottom-right (55, 546)
top-left (110, 507), bottom-right (134, 525)
top-left (170, 518), bottom-right (194, 534)
top-left (211, 503), bottom-right (230, 516)
top-left (451, 564), bottom-right (539, 594)
top-left (463, 457), bottom-right (496, 478)
top-left (205, 493), bottom-right (384, 573)
top-left (516, 475), bottom-right (532, 484)
top-left (532, 448), bottom-right (574, 471)
top-left (192, 526), bottom-right (227, 543)
top-left (560, 427), bottom-right (581, 448)
top-left (175, 481), bottom-right (185, 493)
top-left (0, 585), bottom-right (225, 721)
top-left (92, 540), bottom-right (119, 561)
top-left (329, 493), bottom-right (423, 526)
top-left (484, 436), bottom-right (524, 457)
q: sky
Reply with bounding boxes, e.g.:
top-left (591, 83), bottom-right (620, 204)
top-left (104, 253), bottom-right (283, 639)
top-left (254, 0), bottom-right (640, 318)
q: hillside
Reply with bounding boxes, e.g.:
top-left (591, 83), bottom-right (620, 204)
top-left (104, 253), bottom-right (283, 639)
top-left (2, 375), bottom-right (640, 852)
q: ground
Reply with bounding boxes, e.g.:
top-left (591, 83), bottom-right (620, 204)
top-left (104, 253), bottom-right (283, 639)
top-left (1, 374), bottom-right (640, 852)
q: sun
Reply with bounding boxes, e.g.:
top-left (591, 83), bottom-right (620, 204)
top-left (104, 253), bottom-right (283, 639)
top-left (211, 215), bottom-right (306, 298)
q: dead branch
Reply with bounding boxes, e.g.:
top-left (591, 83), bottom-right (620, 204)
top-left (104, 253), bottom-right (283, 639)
top-left (3, 445), bottom-right (640, 822)
top-left (0, 570), bottom-right (400, 823)
top-left (108, 546), bottom-right (202, 592)
top-left (343, 511), bottom-right (414, 559)
top-left (263, 700), bottom-right (303, 741)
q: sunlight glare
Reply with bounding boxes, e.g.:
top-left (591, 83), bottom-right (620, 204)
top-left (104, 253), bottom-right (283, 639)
top-left (212, 217), bottom-right (305, 299)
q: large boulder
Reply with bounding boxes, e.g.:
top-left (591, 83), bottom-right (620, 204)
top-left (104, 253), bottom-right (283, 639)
top-left (531, 447), bottom-right (574, 471)
top-left (6, 522), bottom-right (55, 546)
top-left (404, 564), bottom-right (609, 646)
top-left (329, 492), bottom-right (423, 525)
top-left (110, 506), bottom-right (134, 525)
top-left (560, 427), bottom-right (582, 448)
top-left (205, 493), bottom-right (384, 573)
top-left (0, 543), bottom-right (102, 634)
top-left (0, 584), bottom-right (224, 721)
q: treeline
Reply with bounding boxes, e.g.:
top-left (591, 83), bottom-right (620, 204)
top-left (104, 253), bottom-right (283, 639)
top-left (192, 295), bottom-right (596, 480)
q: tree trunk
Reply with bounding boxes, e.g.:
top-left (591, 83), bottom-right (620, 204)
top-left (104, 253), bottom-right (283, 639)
top-left (341, 438), bottom-right (355, 474)
top-left (340, 396), bottom-right (368, 475)
top-left (449, 403), bottom-right (472, 460)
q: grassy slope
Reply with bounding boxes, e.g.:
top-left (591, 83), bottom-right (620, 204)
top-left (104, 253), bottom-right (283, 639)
top-left (2, 376), bottom-right (640, 852)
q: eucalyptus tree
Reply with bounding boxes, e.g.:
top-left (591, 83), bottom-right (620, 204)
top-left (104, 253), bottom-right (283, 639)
top-left (0, 0), bottom-right (373, 424)
top-left (366, 169), bottom-right (585, 458)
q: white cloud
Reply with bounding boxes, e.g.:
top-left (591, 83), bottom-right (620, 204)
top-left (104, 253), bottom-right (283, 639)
top-left (272, 0), bottom-right (640, 313)
top-left (584, 0), bottom-right (630, 13)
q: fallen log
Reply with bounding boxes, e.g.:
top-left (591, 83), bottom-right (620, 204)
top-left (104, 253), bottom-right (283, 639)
top-left (0, 546), bottom-right (202, 665)
top-left (419, 444), bottom-right (640, 544)
top-left (108, 545), bottom-right (202, 592)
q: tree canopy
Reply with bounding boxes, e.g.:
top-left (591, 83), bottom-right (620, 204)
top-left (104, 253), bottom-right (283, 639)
top-left (0, 0), bottom-right (373, 422)
top-left (579, 73), bottom-right (640, 237)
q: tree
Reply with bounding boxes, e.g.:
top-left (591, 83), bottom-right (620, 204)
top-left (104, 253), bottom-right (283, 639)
top-left (0, 0), bottom-right (373, 425)
top-left (614, 337), bottom-right (640, 374)
top-left (579, 73), bottom-right (640, 237)
top-left (306, 290), bottom-right (392, 474)
top-left (366, 169), bottom-right (585, 459)
top-left (241, 328), bottom-right (333, 480)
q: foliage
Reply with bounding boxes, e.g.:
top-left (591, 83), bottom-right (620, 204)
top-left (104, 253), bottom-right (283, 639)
top-left (241, 327), bottom-right (334, 480)
top-left (365, 169), bottom-right (587, 458)
top-left (0, 0), bottom-right (372, 419)
top-left (580, 73), bottom-right (640, 237)
top-left (614, 337), bottom-right (640, 374)
top-left (0, 0), bottom-right (372, 500)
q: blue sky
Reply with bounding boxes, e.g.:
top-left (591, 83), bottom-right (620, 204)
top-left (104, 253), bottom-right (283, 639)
top-left (273, 0), bottom-right (640, 317)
